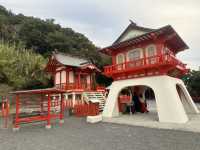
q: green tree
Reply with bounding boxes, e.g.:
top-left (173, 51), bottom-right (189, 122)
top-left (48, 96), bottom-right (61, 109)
top-left (0, 42), bottom-right (50, 90)
top-left (182, 70), bottom-right (200, 97)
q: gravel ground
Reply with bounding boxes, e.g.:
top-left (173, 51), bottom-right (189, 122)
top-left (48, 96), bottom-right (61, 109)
top-left (0, 117), bottom-right (200, 150)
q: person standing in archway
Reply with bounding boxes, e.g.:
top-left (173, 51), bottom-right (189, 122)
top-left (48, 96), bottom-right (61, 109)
top-left (132, 92), bottom-right (141, 112)
top-left (139, 94), bottom-right (149, 113)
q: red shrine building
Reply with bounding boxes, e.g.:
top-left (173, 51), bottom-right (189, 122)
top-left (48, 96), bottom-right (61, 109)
top-left (11, 52), bottom-right (106, 130)
top-left (100, 21), bottom-right (199, 123)
top-left (46, 52), bottom-right (100, 91)
top-left (45, 52), bottom-right (106, 111)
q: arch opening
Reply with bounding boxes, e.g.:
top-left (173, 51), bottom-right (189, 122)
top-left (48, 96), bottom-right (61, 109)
top-left (116, 85), bottom-right (158, 121)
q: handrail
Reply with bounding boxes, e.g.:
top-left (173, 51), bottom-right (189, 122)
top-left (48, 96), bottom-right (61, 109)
top-left (104, 54), bottom-right (186, 74)
top-left (55, 83), bottom-right (91, 90)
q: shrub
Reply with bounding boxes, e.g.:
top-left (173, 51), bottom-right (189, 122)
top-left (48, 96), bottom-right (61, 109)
top-left (0, 42), bottom-right (50, 90)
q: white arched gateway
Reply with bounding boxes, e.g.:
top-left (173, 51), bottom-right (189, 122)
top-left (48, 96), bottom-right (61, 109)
top-left (102, 75), bottom-right (199, 123)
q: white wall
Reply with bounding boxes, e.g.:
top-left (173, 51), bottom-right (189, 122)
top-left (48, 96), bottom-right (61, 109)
top-left (120, 30), bottom-right (146, 42)
top-left (102, 75), bottom-right (199, 123)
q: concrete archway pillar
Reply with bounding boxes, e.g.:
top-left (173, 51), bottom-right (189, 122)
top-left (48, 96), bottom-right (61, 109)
top-left (176, 83), bottom-right (199, 114)
top-left (102, 75), bottom-right (199, 123)
top-left (102, 82), bottom-right (121, 117)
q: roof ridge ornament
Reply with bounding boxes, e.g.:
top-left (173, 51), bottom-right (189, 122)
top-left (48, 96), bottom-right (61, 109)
top-left (129, 19), bottom-right (137, 26)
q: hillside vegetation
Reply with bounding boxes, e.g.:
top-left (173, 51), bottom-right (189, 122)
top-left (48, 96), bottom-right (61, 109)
top-left (0, 5), bottom-right (110, 66)
top-left (0, 42), bottom-right (50, 92)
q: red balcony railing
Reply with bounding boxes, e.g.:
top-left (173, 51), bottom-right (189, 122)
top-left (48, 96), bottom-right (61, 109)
top-left (55, 83), bottom-right (91, 91)
top-left (104, 54), bottom-right (187, 75)
top-left (96, 85), bottom-right (106, 91)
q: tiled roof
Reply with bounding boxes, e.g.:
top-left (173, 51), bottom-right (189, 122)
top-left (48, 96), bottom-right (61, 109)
top-left (54, 53), bottom-right (89, 67)
top-left (45, 52), bottom-right (101, 73)
top-left (113, 22), bottom-right (154, 45)
top-left (100, 25), bottom-right (188, 55)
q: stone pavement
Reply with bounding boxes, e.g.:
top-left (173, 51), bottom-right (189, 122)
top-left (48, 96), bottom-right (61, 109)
top-left (0, 117), bottom-right (200, 150)
top-left (103, 101), bottom-right (200, 133)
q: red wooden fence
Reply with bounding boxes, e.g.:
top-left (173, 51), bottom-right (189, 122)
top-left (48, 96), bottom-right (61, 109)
top-left (74, 103), bottom-right (99, 117)
top-left (65, 99), bottom-right (99, 117)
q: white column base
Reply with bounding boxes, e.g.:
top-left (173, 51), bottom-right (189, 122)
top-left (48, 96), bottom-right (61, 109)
top-left (59, 119), bottom-right (64, 124)
top-left (87, 114), bottom-right (102, 123)
top-left (102, 75), bottom-right (199, 124)
top-left (45, 125), bottom-right (51, 129)
top-left (12, 127), bottom-right (20, 132)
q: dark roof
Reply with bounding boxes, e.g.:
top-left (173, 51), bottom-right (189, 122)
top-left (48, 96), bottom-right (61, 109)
top-left (113, 21), bottom-right (154, 44)
top-left (45, 52), bottom-right (100, 73)
top-left (54, 53), bottom-right (89, 67)
top-left (100, 25), bottom-right (189, 55)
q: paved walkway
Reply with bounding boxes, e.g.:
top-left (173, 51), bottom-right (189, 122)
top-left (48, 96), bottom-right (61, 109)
top-left (103, 111), bottom-right (200, 133)
top-left (0, 117), bottom-right (200, 150)
top-left (103, 101), bottom-right (200, 133)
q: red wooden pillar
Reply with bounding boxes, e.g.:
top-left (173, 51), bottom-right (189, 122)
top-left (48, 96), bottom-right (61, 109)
top-left (123, 52), bottom-right (127, 69)
top-left (59, 94), bottom-right (64, 124)
top-left (112, 55), bottom-right (116, 65)
top-left (89, 74), bottom-right (92, 90)
top-left (1, 99), bottom-right (4, 117)
top-left (60, 71), bottom-right (62, 89)
top-left (40, 95), bottom-right (44, 113)
top-left (78, 72), bottom-right (81, 89)
top-left (156, 41), bottom-right (164, 63)
top-left (46, 94), bottom-right (51, 129)
top-left (14, 94), bottom-right (20, 129)
top-left (4, 98), bottom-right (9, 128)
top-left (65, 69), bottom-right (68, 90)
top-left (143, 48), bottom-right (147, 65)
top-left (53, 72), bottom-right (56, 87)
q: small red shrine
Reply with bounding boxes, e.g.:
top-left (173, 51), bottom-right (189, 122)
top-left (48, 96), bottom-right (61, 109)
top-left (45, 51), bottom-right (101, 91)
top-left (11, 52), bottom-right (105, 130)
top-left (101, 21), bottom-right (199, 123)
top-left (45, 52), bottom-right (106, 113)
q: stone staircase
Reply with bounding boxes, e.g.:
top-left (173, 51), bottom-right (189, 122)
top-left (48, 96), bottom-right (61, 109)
top-left (83, 92), bottom-right (106, 112)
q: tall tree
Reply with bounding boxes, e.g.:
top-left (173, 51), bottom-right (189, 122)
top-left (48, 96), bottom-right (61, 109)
top-left (183, 70), bottom-right (200, 97)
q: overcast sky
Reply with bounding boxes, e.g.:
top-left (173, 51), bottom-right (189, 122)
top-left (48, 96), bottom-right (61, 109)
top-left (1, 0), bottom-right (200, 69)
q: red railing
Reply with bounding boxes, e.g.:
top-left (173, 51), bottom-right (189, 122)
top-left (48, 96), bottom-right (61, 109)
top-left (74, 103), bottom-right (99, 117)
top-left (55, 83), bottom-right (106, 92)
top-left (119, 95), bottom-right (131, 103)
top-left (104, 54), bottom-right (187, 75)
top-left (96, 86), bottom-right (106, 91)
top-left (55, 83), bottom-right (91, 91)
top-left (164, 54), bottom-right (186, 68)
top-left (64, 99), bottom-right (99, 117)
